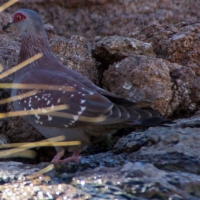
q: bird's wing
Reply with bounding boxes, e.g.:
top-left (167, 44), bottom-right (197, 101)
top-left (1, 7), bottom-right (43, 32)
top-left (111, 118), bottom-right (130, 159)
top-left (14, 69), bottom-right (135, 128)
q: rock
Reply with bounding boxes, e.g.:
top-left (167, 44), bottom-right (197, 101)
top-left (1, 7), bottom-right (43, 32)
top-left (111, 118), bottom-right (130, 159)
top-left (0, 33), bottom-right (19, 83)
top-left (102, 55), bottom-right (173, 115)
top-left (133, 23), bottom-right (200, 76)
top-left (3, 104), bottom-right (43, 143)
top-left (92, 36), bottom-right (155, 65)
top-left (114, 114), bottom-right (200, 174)
top-left (0, 160), bottom-right (200, 199)
top-left (170, 66), bottom-right (200, 115)
top-left (50, 35), bottom-right (99, 84)
top-left (1, 0), bottom-right (199, 40)
top-left (131, 23), bottom-right (200, 114)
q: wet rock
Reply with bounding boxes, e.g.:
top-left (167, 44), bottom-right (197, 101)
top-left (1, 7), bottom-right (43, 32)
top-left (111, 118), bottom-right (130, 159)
top-left (0, 161), bottom-right (200, 199)
top-left (103, 55), bottom-right (173, 115)
top-left (92, 36), bottom-right (155, 65)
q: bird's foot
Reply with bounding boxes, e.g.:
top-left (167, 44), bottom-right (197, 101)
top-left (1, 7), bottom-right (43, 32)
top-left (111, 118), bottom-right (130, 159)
top-left (51, 150), bottom-right (81, 164)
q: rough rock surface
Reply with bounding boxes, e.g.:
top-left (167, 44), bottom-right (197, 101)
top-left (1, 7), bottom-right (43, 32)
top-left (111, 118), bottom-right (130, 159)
top-left (102, 55), bottom-right (173, 116)
top-left (92, 36), bottom-right (155, 65)
top-left (114, 114), bottom-right (200, 174)
top-left (50, 35), bottom-right (98, 84)
top-left (1, 116), bottom-right (200, 200)
top-left (133, 23), bottom-right (200, 76)
top-left (131, 23), bottom-right (200, 115)
top-left (1, 0), bottom-right (200, 40)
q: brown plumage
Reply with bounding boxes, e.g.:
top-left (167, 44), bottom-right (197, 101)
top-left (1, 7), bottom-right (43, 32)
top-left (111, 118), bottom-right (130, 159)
top-left (3, 9), bottom-right (171, 163)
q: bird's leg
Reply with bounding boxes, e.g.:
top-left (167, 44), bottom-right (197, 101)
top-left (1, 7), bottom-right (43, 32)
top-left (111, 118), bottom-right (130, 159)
top-left (51, 150), bottom-right (81, 164)
top-left (58, 150), bottom-right (81, 164)
top-left (51, 149), bottom-right (65, 163)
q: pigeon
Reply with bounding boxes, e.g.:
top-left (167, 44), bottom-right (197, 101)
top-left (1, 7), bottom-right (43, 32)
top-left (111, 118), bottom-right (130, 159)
top-left (2, 9), bottom-right (171, 163)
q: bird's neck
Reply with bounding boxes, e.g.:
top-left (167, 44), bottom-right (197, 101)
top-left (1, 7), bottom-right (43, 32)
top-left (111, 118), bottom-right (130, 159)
top-left (18, 31), bottom-right (52, 64)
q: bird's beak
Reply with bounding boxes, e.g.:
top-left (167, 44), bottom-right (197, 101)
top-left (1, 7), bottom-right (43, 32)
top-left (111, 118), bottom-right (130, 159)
top-left (2, 21), bottom-right (13, 31)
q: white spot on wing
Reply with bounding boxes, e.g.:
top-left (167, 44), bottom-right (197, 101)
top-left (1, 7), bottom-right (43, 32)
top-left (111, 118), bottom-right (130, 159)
top-left (73, 115), bottom-right (79, 121)
top-left (80, 106), bottom-right (86, 111)
top-left (35, 114), bottom-right (40, 120)
top-left (77, 111), bottom-right (82, 115)
top-left (35, 120), bottom-right (43, 125)
top-left (81, 100), bottom-right (86, 104)
top-left (48, 115), bottom-right (52, 121)
top-left (47, 100), bottom-right (50, 105)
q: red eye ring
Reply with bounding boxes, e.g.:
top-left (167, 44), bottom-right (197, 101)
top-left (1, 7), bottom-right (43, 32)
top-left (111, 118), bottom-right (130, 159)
top-left (16, 15), bottom-right (21, 20)
top-left (13, 12), bottom-right (26, 23)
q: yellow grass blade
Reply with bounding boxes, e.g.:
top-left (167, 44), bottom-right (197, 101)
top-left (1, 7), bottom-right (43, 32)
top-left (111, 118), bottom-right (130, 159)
top-left (27, 164), bottom-right (54, 179)
top-left (0, 53), bottom-right (43, 79)
top-left (0, 90), bottom-right (38, 104)
top-left (0, 146), bottom-right (35, 158)
top-left (0, 149), bottom-right (37, 159)
top-left (49, 111), bottom-right (106, 123)
top-left (0, 104), bottom-right (69, 119)
top-left (0, 136), bottom-right (80, 159)
top-left (0, 63), bottom-right (4, 73)
top-left (0, 83), bottom-right (74, 92)
top-left (0, 0), bottom-right (18, 12)
top-left (0, 141), bottom-right (80, 149)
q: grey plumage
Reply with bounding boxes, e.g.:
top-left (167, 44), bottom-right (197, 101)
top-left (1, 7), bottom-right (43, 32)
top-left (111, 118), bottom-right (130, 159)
top-left (3, 9), bottom-right (170, 163)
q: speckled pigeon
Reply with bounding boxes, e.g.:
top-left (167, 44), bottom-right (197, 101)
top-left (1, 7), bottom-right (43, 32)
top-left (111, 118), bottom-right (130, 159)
top-left (2, 9), bottom-right (171, 163)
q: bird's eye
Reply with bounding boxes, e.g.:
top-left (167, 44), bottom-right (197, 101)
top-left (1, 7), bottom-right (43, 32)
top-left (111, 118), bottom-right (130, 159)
top-left (16, 15), bottom-right (21, 20)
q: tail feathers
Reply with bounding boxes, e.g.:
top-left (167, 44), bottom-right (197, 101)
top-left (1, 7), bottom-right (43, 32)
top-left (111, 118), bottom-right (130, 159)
top-left (143, 117), bottom-right (174, 127)
top-left (131, 117), bottom-right (174, 127)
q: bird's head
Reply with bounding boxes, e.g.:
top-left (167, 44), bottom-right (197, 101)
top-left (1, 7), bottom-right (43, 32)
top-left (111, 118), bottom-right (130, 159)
top-left (2, 9), bottom-right (44, 34)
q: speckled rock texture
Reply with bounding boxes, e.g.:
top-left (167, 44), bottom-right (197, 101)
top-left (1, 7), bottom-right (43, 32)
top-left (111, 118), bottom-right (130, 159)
top-left (133, 23), bottom-right (200, 76)
top-left (1, 0), bottom-right (200, 40)
top-left (50, 35), bottom-right (98, 84)
top-left (102, 55), bottom-right (173, 116)
top-left (92, 36), bottom-right (155, 65)
top-left (1, 150), bottom-right (200, 199)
